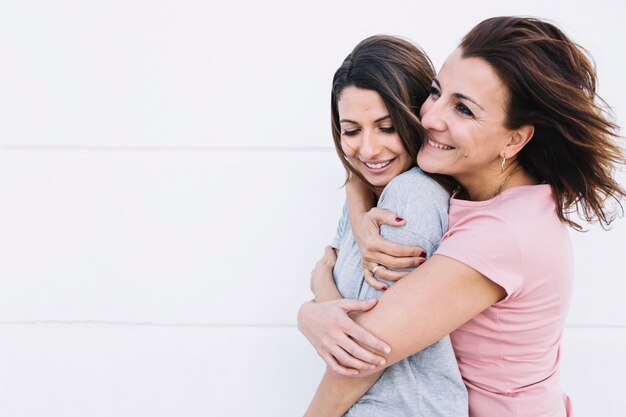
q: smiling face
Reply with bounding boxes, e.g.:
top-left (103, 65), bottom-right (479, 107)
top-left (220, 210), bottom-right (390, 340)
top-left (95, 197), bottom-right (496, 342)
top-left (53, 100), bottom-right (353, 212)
top-left (338, 86), bottom-right (413, 194)
top-left (417, 48), bottom-right (517, 191)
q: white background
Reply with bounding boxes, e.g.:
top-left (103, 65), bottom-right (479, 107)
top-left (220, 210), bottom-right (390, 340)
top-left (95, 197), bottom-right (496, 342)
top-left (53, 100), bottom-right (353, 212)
top-left (1, 1), bottom-right (625, 416)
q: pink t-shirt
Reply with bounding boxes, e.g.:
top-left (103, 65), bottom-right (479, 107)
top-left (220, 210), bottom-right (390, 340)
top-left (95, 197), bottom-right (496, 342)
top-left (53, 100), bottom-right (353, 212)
top-left (436, 184), bottom-right (574, 417)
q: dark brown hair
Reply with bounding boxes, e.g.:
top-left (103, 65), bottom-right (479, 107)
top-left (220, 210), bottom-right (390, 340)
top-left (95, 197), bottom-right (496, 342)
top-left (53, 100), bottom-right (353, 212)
top-left (461, 16), bottom-right (625, 229)
top-left (330, 35), bottom-right (453, 191)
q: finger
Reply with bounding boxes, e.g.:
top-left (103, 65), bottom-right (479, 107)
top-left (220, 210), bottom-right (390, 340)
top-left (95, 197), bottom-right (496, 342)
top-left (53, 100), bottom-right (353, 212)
top-left (337, 300), bottom-right (391, 354)
top-left (375, 267), bottom-right (413, 282)
top-left (369, 207), bottom-right (404, 227)
top-left (331, 344), bottom-right (381, 371)
top-left (322, 245), bottom-right (338, 266)
top-left (364, 269), bottom-right (389, 291)
top-left (320, 351), bottom-right (359, 377)
top-left (338, 298), bottom-right (377, 314)
top-left (367, 237), bottom-right (426, 259)
top-left (367, 262), bottom-right (386, 278)
top-left (346, 323), bottom-right (391, 356)
top-left (365, 251), bottom-right (425, 269)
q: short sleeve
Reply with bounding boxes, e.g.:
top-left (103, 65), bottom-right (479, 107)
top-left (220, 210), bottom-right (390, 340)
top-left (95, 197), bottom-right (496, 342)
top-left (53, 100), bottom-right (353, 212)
top-left (435, 211), bottom-right (524, 301)
top-left (377, 168), bottom-right (450, 256)
top-left (330, 201), bottom-right (349, 250)
top-left (357, 168), bottom-right (451, 300)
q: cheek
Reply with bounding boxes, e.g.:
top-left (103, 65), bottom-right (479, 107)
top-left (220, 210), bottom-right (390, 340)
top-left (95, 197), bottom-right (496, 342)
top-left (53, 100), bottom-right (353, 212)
top-left (391, 138), bottom-right (412, 169)
top-left (419, 99), bottom-right (432, 118)
top-left (416, 150), bottom-right (428, 169)
top-left (340, 139), bottom-right (356, 158)
top-left (399, 152), bottom-right (413, 171)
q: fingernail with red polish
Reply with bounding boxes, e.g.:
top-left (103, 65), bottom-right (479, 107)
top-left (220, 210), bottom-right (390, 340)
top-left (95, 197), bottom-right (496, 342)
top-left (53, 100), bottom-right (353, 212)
top-left (395, 217), bottom-right (404, 222)
top-left (420, 250), bottom-right (427, 258)
top-left (381, 285), bottom-right (388, 291)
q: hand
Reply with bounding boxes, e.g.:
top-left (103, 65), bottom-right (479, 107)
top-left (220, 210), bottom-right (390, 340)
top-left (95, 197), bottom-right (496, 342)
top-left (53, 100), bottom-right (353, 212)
top-left (358, 208), bottom-right (426, 290)
top-left (297, 299), bottom-right (391, 377)
top-left (310, 246), bottom-right (337, 296)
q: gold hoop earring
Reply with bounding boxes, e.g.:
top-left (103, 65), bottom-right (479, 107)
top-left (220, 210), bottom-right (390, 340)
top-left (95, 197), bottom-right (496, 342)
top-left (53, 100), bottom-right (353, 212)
top-left (501, 155), bottom-right (506, 172)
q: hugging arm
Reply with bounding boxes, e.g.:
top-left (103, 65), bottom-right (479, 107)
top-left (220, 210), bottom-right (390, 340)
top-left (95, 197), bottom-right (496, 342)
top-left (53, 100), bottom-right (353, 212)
top-left (299, 247), bottom-right (392, 376)
top-left (300, 174), bottom-right (431, 376)
top-left (309, 246), bottom-right (342, 302)
top-left (304, 254), bottom-right (506, 416)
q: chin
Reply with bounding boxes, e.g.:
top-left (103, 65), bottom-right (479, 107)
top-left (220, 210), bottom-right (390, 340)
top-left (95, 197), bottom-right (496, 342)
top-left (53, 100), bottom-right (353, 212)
top-left (417, 156), bottom-right (443, 175)
top-left (363, 178), bottom-right (386, 188)
top-left (363, 173), bottom-right (395, 188)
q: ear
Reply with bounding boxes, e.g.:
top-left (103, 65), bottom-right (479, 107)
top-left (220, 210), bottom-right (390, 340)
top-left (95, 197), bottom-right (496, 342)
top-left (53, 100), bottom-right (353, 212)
top-left (503, 124), bottom-right (534, 158)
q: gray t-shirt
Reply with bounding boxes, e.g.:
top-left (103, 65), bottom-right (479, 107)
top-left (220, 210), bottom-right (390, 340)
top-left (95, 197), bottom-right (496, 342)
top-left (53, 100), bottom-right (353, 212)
top-left (331, 167), bottom-right (468, 417)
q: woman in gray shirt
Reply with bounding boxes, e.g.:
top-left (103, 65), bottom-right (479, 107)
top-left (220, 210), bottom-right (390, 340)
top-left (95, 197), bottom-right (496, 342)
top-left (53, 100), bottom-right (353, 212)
top-left (299, 35), bottom-right (467, 416)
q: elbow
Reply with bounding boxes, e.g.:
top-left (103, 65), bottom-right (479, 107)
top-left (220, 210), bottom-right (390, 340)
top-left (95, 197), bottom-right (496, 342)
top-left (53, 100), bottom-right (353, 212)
top-left (296, 300), bottom-right (313, 334)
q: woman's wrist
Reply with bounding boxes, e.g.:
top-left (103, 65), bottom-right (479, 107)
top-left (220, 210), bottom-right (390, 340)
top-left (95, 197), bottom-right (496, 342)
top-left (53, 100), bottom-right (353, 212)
top-left (310, 246), bottom-right (341, 302)
top-left (311, 266), bottom-right (340, 302)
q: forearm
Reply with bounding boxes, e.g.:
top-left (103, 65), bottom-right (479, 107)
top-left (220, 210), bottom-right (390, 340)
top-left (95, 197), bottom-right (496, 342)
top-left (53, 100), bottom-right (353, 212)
top-left (351, 255), bottom-right (506, 370)
top-left (304, 369), bottom-right (382, 417)
top-left (311, 247), bottom-right (342, 302)
top-left (346, 178), bottom-right (376, 245)
top-left (312, 267), bottom-right (341, 302)
top-left (302, 256), bottom-right (504, 417)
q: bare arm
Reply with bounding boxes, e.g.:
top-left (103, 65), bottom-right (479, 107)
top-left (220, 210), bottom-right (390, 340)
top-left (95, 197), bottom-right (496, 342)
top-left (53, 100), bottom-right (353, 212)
top-left (305, 254), bottom-right (506, 415)
top-left (310, 246), bottom-right (342, 302)
top-left (298, 246), bottom-right (391, 375)
top-left (304, 370), bottom-right (382, 417)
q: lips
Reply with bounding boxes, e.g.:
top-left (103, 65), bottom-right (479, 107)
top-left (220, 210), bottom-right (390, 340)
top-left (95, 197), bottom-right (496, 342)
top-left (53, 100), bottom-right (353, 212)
top-left (363, 160), bottom-right (392, 169)
top-left (427, 138), bottom-right (455, 150)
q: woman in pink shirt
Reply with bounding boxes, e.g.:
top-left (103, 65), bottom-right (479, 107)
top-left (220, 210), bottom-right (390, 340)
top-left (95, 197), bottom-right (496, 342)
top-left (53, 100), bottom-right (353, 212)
top-left (299, 16), bottom-right (625, 416)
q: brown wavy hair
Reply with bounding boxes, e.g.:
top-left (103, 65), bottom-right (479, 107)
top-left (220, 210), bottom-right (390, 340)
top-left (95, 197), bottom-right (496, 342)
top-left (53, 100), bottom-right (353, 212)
top-left (330, 35), bottom-right (454, 192)
top-left (460, 16), bottom-right (625, 230)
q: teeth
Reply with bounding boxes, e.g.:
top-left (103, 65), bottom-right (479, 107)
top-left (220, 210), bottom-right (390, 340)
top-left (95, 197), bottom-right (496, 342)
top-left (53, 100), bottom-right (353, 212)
top-left (365, 160), bottom-right (392, 169)
top-left (428, 139), bottom-right (454, 150)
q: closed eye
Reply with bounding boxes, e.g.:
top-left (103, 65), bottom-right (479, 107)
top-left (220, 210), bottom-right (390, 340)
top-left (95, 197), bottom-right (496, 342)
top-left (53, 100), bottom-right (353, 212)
top-left (455, 102), bottom-right (474, 117)
top-left (428, 85), bottom-right (440, 98)
top-left (380, 126), bottom-right (396, 134)
top-left (342, 129), bottom-right (360, 136)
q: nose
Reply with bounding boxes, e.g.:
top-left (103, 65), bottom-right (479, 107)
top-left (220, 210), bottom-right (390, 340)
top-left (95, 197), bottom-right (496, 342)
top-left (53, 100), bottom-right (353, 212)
top-left (420, 99), bottom-right (446, 132)
top-left (359, 130), bottom-right (382, 159)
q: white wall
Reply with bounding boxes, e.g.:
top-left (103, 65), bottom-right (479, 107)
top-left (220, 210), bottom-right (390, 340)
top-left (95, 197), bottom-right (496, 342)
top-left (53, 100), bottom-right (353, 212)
top-left (0, 1), bottom-right (624, 416)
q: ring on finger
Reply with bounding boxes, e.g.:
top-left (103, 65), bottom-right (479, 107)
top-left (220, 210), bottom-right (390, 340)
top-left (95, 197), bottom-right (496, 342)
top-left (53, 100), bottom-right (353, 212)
top-left (371, 264), bottom-right (382, 275)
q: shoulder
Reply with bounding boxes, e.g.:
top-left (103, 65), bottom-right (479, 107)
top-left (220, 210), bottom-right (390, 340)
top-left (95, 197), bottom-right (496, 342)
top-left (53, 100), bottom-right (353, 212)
top-left (330, 200), bottom-right (351, 248)
top-left (438, 209), bottom-right (523, 300)
top-left (382, 167), bottom-right (448, 197)
top-left (379, 167), bottom-right (450, 207)
top-left (337, 200), bottom-right (350, 230)
top-left (440, 185), bottom-right (564, 300)
top-left (447, 184), bottom-right (556, 236)
top-left (378, 168), bottom-right (451, 252)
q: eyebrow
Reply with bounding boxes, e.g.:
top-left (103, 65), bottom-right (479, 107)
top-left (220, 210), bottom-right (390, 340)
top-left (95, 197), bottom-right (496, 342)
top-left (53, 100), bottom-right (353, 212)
top-left (433, 78), bottom-right (485, 111)
top-left (339, 115), bottom-right (392, 124)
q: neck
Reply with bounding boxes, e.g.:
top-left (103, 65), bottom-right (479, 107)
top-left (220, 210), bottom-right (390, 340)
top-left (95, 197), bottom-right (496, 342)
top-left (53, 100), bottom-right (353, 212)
top-left (457, 163), bottom-right (534, 201)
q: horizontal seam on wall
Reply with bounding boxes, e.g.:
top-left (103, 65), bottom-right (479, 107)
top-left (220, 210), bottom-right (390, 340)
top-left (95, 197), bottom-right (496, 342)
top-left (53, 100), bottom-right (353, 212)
top-left (0, 320), bottom-right (297, 328)
top-left (0, 145), bottom-right (335, 153)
